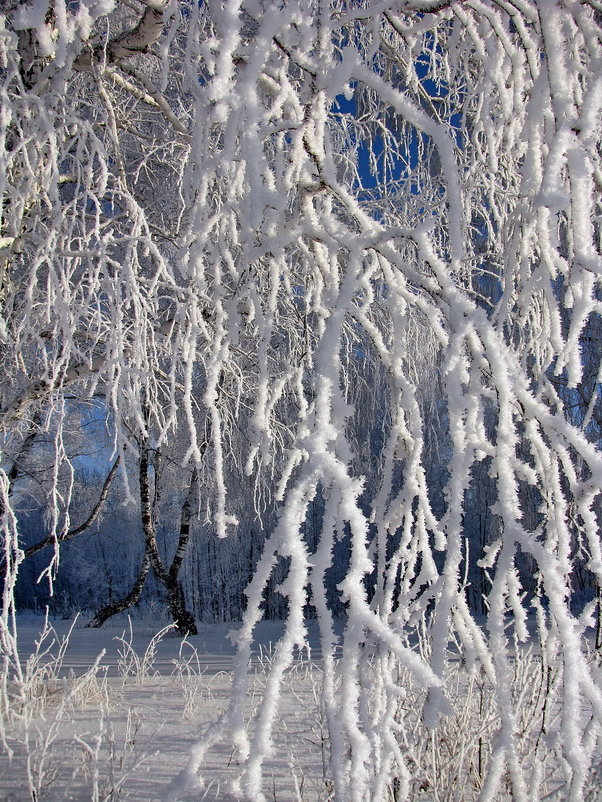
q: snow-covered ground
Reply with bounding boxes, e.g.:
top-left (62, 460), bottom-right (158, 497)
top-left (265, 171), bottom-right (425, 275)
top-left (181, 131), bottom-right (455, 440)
top-left (3, 615), bottom-right (600, 801)
top-left (1, 615), bottom-right (333, 801)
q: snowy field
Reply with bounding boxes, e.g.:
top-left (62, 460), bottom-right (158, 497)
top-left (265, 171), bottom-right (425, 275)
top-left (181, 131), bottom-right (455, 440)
top-left (2, 615), bottom-right (601, 801)
top-left (0, 615), bottom-right (338, 801)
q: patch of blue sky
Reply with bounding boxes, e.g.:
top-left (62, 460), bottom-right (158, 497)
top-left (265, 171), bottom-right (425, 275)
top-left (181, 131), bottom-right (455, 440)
top-left (331, 89), bottom-right (423, 209)
top-left (331, 27), bottom-right (466, 206)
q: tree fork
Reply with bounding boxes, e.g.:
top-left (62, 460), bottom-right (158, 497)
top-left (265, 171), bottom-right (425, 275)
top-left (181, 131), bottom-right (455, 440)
top-left (139, 443), bottom-right (197, 636)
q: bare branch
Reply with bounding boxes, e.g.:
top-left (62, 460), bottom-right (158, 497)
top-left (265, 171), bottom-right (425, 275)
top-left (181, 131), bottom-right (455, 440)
top-left (20, 456), bottom-right (121, 560)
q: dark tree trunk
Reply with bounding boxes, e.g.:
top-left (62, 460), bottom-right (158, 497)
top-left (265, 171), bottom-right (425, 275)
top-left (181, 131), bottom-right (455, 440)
top-left (87, 547), bottom-right (151, 628)
top-left (165, 581), bottom-right (197, 637)
top-left (88, 417), bottom-right (205, 633)
top-left (139, 444), bottom-right (197, 636)
top-left (166, 467), bottom-right (199, 635)
top-left (169, 467), bottom-right (198, 584)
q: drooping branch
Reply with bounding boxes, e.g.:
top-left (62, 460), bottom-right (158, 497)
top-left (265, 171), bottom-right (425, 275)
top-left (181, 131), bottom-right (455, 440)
top-left (1, 0), bottom-right (602, 797)
top-left (0, 318), bottom-right (182, 432)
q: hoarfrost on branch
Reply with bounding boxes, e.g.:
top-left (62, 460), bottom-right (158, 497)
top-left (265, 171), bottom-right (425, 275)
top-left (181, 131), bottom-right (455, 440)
top-left (1, 0), bottom-right (601, 799)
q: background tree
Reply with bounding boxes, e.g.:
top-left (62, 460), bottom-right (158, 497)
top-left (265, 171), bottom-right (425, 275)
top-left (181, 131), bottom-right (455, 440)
top-left (1, 1), bottom-right (602, 800)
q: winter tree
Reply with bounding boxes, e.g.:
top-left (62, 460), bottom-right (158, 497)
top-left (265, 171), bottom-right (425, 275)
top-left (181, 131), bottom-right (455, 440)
top-left (1, 0), bottom-right (601, 799)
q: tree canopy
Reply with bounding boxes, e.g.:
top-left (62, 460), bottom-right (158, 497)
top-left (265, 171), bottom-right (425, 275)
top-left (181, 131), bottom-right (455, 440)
top-left (1, 1), bottom-right (602, 799)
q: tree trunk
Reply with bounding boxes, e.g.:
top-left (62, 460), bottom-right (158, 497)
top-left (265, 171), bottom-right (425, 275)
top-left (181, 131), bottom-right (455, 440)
top-left (87, 547), bottom-right (151, 628)
top-left (164, 466), bottom-right (200, 635)
top-left (139, 444), bottom-right (197, 636)
top-left (165, 581), bottom-right (197, 637)
top-left (87, 445), bottom-right (200, 634)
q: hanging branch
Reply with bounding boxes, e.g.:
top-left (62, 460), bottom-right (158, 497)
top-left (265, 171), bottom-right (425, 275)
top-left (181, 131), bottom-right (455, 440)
top-left (2, 0), bottom-right (602, 798)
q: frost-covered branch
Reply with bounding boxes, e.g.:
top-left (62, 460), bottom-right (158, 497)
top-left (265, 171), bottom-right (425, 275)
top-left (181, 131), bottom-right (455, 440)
top-left (1, 0), bottom-right (601, 799)
top-left (74, 1), bottom-right (170, 72)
